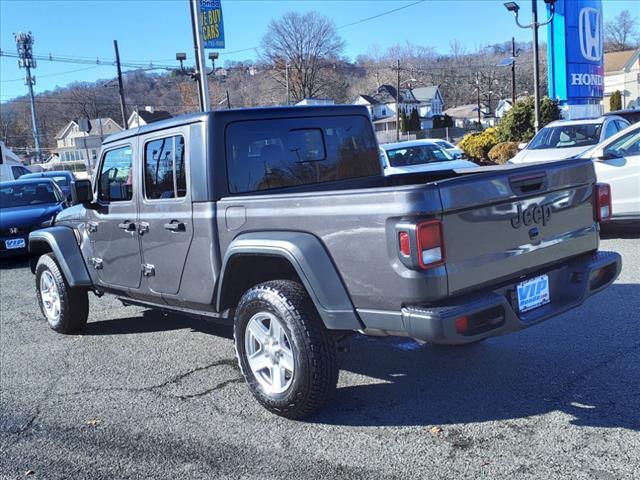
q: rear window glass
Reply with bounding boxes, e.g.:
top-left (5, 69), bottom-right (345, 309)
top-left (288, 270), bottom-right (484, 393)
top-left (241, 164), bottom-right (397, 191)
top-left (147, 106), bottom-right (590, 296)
top-left (225, 115), bottom-right (380, 193)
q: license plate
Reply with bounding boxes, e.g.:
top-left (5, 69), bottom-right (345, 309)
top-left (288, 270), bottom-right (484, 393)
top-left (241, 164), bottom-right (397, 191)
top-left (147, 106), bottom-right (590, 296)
top-left (5, 238), bottom-right (26, 250)
top-left (517, 274), bottom-right (550, 312)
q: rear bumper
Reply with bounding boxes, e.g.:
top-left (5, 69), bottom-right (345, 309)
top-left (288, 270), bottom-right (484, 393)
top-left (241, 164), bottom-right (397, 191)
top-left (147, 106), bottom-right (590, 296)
top-left (358, 251), bottom-right (622, 344)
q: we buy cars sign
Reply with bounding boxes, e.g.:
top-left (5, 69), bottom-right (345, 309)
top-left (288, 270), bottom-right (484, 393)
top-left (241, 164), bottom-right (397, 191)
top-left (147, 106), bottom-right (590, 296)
top-left (199, 0), bottom-right (225, 49)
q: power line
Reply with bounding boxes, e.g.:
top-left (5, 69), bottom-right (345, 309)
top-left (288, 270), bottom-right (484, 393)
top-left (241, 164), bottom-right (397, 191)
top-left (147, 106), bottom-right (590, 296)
top-left (0, 65), bottom-right (105, 83)
top-left (337, 0), bottom-right (427, 29)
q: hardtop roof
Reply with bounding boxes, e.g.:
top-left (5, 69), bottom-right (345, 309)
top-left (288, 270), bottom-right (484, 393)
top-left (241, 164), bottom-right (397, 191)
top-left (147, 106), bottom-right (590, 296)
top-left (102, 105), bottom-right (370, 145)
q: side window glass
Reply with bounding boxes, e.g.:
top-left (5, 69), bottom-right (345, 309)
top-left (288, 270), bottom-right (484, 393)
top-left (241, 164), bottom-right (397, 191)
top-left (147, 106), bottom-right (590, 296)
top-left (604, 129), bottom-right (640, 158)
top-left (97, 146), bottom-right (133, 202)
top-left (604, 121), bottom-right (618, 139)
top-left (144, 135), bottom-right (186, 200)
top-left (11, 167), bottom-right (24, 180)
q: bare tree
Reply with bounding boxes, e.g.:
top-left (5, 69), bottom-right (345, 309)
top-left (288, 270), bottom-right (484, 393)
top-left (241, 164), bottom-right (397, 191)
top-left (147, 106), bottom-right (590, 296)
top-left (260, 11), bottom-right (344, 102)
top-left (605, 10), bottom-right (639, 52)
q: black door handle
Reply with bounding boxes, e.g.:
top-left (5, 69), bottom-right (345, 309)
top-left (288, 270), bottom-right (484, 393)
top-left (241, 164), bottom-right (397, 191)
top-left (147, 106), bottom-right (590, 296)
top-left (118, 221), bottom-right (136, 231)
top-left (164, 221), bottom-right (185, 232)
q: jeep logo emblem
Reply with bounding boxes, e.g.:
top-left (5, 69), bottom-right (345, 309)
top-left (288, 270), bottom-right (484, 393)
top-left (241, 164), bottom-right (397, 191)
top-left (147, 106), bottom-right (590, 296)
top-left (511, 203), bottom-right (552, 229)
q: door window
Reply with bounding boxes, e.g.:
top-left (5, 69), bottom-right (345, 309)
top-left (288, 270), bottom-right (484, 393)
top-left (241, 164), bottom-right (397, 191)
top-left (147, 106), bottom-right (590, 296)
top-left (144, 135), bottom-right (186, 199)
top-left (603, 120), bottom-right (619, 140)
top-left (11, 166), bottom-right (28, 179)
top-left (603, 128), bottom-right (640, 158)
top-left (97, 146), bottom-right (133, 202)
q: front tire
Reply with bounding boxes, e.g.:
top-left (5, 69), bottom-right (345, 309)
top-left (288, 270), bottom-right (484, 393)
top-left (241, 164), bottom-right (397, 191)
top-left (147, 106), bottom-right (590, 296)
top-left (35, 253), bottom-right (89, 333)
top-left (234, 280), bottom-right (338, 419)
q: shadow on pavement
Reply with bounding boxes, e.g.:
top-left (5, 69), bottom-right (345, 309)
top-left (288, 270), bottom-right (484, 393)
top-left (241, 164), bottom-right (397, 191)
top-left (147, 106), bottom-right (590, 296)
top-left (600, 223), bottom-right (639, 239)
top-left (83, 309), bottom-right (234, 339)
top-left (0, 256), bottom-right (30, 270)
top-left (313, 283), bottom-right (640, 430)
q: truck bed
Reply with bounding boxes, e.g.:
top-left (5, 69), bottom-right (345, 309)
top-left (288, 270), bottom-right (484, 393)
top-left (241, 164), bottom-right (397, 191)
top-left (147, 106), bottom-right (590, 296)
top-left (216, 158), bottom-right (599, 312)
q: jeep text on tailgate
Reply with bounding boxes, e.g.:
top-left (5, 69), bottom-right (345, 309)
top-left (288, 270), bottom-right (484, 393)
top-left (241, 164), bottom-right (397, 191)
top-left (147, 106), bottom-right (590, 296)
top-left (28, 106), bottom-right (621, 418)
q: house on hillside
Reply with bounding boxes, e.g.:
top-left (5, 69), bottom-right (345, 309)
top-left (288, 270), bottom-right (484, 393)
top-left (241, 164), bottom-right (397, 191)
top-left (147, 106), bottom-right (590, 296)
top-left (603, 48), bottom-right (640, 111)
top-left (444, 104), bottom-right (493, 128)
top-left (54, 118), bottom-right (122, 165)
top-left (127, 106), bottom-right (172, 128)
top-left (353, 84), bottom-right (444, 139)
top-left (412, 86), bottom-right (445, 121)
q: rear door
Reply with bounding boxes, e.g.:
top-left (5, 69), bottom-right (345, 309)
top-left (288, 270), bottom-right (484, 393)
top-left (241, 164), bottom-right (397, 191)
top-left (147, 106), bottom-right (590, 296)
top-left (137, 127), bottom-right (193, 294)
top-left (437, 159), bottom-right (599, 295)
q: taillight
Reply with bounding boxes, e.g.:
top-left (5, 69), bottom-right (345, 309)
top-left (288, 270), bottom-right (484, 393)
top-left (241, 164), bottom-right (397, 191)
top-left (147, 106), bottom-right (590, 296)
top-left (595, 183), bottom-right (612, 222)
top-left (398, 231), bottom-right (411, 257)
top-left (416, 220), bottom-right (445, 269)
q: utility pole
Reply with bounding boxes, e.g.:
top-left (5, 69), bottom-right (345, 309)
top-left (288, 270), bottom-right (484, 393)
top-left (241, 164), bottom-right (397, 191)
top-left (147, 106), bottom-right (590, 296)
top-left (285, 63), bottom-right (290, 105)
top-left (511, 37), bottom-right (517, 106)
top-left (476, 72), bottom-right (482, 128)
top-left (113, 40), bottom-right (128, 129)
top-left (189, 0), bottom-right (210, 111)
top-left (14, 32), bottom-right (40, 162)
top-left (396, 59), bottom-right (400, 141)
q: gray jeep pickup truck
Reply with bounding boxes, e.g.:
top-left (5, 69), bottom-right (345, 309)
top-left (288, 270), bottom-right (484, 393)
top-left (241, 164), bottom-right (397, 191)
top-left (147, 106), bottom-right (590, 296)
top-left (29, 106), bottom-right (621, 418)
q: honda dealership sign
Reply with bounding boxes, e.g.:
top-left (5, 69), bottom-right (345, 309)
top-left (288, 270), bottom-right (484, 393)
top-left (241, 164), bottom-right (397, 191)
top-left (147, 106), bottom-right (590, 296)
top-left (547, 0), bottom-right (604, 118)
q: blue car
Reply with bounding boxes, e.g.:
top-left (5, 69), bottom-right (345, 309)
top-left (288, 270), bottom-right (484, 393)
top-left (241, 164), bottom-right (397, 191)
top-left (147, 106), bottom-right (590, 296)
top-left (0, 178), bottom-right (66, 257)
top-left (20, 171), bottom-right (75, 200)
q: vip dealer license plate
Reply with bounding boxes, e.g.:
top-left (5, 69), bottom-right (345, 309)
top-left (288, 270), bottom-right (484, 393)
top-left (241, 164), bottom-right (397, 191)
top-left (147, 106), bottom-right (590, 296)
top-left (5, 238), bottom-right (26, 250)
top-left (516, 274), bottom-right (550, 312)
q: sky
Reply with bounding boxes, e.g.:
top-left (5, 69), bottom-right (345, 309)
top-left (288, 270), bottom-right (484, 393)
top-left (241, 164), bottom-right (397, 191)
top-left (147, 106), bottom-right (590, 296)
top-left (1, 0), bottom-right (637, 101)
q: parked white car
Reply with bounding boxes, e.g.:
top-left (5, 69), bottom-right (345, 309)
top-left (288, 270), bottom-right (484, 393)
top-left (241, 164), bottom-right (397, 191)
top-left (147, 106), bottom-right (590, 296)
top-left (0, 141), bottom-right (31, 182)
top-left (509, 116), bottom-right (630, 164)
top-left (379, 140), bottom-right (477, 176)
top-left (577, 122), bottom-right (640, 222)
top-left (422, 138), bottom-right (465, 159)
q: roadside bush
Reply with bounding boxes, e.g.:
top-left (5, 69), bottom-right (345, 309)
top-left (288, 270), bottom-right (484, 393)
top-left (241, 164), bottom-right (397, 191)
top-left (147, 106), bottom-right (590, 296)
top-left (610, 90), bottom-right (622, 111)
top-left (458, 127), bottom-right (499, 161)
top-left (488, 141), bottom-right (519, 164)
top-left (497, 96), bottom-right (560, 143)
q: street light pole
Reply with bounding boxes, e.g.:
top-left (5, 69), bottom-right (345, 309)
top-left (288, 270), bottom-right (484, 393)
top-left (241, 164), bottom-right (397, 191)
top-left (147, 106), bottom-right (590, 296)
top-left (189, 0), bottom-right (210, 112)
top-left (511, 37), bottom-right (517, 106)
top-left (504, 0), bottom-right (555, 132)
top-left (531, 0), bottom-right (540, 131)
top-left (396, 58), bottom-right (400, 141)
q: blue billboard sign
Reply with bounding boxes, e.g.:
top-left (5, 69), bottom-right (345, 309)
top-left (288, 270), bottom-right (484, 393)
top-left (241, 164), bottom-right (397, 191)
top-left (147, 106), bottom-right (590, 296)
top-left (547, 0), bottom-right (604, 117)
top-left (199, 0), bottom-right (225, 49)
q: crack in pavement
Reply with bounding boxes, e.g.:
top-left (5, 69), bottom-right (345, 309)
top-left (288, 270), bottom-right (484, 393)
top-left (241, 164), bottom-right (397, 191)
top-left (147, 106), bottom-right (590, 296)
top-left (547, 341), bottom-right (640, 410)
top-left (56, 357), bottom-right (242, 401)
top-left (5, 337), bottom-right (79, 444)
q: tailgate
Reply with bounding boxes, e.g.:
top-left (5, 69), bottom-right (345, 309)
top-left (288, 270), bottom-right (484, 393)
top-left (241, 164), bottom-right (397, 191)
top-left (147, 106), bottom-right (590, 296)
top-left (438, 159), bottom-right (599, 295)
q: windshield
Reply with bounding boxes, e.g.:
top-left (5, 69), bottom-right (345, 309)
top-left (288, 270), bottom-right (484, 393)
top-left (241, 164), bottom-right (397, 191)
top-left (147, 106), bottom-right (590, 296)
top-left (51, 176), bottom-right (70, 187)
top-left (384, 144), bottom-right (454, 167)
top-left (434, 140), bottom-right (454, 149)
top-left (0, 182), bottom-right (62, 208)
top-left (528, 123), bottom-right (602, 150)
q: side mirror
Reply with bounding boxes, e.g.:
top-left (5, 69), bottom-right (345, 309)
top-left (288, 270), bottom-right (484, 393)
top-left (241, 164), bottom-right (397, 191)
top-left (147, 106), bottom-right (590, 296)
top-left (71, 179), bottom-right (94, 206)
top-left (518, 142), bottom-right (527, 150)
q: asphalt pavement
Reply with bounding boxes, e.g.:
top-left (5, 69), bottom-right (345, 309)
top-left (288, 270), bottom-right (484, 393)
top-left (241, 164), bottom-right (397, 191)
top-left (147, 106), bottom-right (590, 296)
top-left (1, 232), bottom-right (639, 479)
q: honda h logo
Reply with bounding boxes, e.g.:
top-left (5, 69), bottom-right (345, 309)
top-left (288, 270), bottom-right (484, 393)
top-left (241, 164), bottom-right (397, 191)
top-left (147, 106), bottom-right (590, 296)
top-left (579, 7), bottom-right (602, 62)
top-left (9, 227), bottom-right (18, 235)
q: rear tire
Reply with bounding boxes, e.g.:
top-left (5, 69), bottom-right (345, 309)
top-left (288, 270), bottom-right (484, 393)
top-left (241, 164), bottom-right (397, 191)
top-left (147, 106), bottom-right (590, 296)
top-left (234, 280), bottom-right (338, 419)
top-left (35, 253), bottom-right (89, 333)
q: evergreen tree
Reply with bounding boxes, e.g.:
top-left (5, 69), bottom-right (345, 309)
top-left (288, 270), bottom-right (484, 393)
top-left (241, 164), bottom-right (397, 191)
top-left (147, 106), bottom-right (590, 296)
top-left (610, 90), bottom-right (622, 111)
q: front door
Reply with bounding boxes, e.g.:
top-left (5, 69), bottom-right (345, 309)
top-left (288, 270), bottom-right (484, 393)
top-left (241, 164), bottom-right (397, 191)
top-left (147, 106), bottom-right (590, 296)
top-left (596, 127), bottom-right (640, 217)
top-left (88, 143), bottom-right (142, 289)
top-left (137, 130), bottom-right (193, 295)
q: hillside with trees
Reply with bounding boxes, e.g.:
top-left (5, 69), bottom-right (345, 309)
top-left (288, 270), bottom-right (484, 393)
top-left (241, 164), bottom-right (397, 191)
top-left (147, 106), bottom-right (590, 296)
top-left (1, 7), bottom-right (578, 159)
